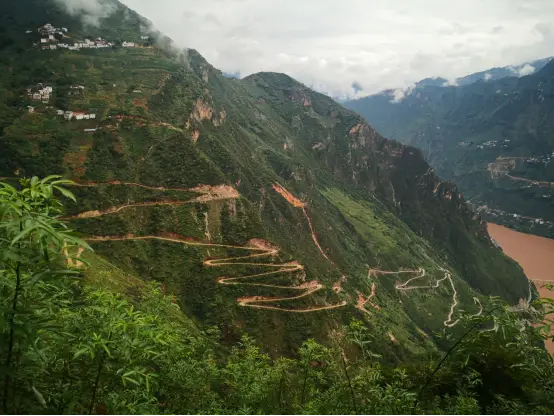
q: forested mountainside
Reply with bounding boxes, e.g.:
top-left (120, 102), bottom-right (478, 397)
top-left (1, 0), bottom-right (552, 414)
top-left (0, 0), bottom-right (529, 347)
top-left (345, 60), bottom-right (554, 238)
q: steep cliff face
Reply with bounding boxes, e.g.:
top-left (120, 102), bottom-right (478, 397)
top-left (0, 0), bottom-right (529, 356)
top-left (344, 60), bottom-right (554, 238)
top-left (243, 71), bottom-right (514, 297)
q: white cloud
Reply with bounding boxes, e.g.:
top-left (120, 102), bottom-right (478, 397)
top-left (513, 63), bottom-right (536, 76)
top-left (390, 85), bottom-right (415, 103)
top-left (53, 0), bottom-right (117, 27)
top-left (442, 79), bottom-right (459, 87)
top-left (119, 0), bottom-right (554, 97)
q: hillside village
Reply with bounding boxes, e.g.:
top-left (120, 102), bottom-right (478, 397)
top-left (22, 23), bottom-right (156, 131)
top-left (30, 23), bottom-right (150, 51)
top-left (27, 84), bottom-right (52, 103)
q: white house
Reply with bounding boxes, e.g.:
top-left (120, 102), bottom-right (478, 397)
top-left (89, 114), bottom-right (96, 119)
top-left (57, 110), bottom-right (64, 116)
top-left (84, 128), bottom-right (97, 133)
top-left (62, 28), bottom-right (68, 32)
top-left (74, 113), bottom-right (85, 120)
top-left (49, 45), bottom-right (57, 50)
top-left (85, 39), bottom-right (93, 45)
top-left (122, 41), bottom-right (135, 47)
top-left (48, 34), bottom-right (55, 40)
top-left (26, 30), bottom-right (32, 34)
top-left (41, 38), bottom-right (48, 43)
top-left (140, 36), bottom-right (149, 40)
top-left (64, 111), bottom-right (74, 120)
top-left (27, 106), bottom-right (35, 113)
top-left (32, 93), bottom-right (41, 100)
top-left (83, 114), bottom-right (90, 120)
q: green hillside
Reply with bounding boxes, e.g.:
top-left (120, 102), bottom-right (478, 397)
top-left (0, 0), bottom-right (530, 352)
top-left (0, 0), bottom-right (552, 414)
top-left (344, 62), bottom-right (554, 238)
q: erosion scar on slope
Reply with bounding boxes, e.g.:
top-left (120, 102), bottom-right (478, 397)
top-left (271, 183), bottom-right (332, 263)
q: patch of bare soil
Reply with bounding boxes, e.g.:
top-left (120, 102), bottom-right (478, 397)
top-left (190, 184), bottom-right (240, 202)
top-left (272, 183), bottom-right (306, 208)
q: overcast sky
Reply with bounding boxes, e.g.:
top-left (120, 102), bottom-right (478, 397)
top-left (120, 0), bottom-right (554, 98)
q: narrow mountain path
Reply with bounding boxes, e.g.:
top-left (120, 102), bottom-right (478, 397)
top-left (506, 174), bottom-right (554, 187)
top-left (394, 267), bottom-right (459, 327)
top-left (364, 267), bottom-right (461, 328)
top-left (356, 267), bottom-right (383, 315)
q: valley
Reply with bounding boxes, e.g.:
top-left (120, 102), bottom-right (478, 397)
top-left (1, 0), bottom-right (553, 413)
top-left (345, 61), bottom-right (554, 239)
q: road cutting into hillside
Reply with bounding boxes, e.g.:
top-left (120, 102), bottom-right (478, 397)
top-left (65, 180), bottom-right (345, 312)
top-left (356, 267), bottom-right (382, 315)
top-left (269, 181), bottom-right (465, 327)
top-left (86, 234), bottom-right (346, 312)
top-left (506, 174), bottom-right (554, 187)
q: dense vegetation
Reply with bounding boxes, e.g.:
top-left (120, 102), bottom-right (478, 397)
top-left (1, 178), bottom-right (554, 414)
top-left (344, 61), bottom-right (554, 238)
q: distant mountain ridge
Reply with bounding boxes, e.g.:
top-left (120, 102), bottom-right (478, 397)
top-left (344, 58), bottom-right (554, 239)
top-left (413, 57), bottom-right (553, 89)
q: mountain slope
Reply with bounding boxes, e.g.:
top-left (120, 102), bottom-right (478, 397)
top-left (0, 0), bottom-right (529, 357)
top-left (345, 61), bottom-right (554, 238)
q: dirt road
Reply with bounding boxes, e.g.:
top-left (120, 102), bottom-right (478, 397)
top-left (68, 180), bottom-right (345, 312)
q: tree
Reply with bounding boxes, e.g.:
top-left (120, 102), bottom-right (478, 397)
top-left (0, 176), bottom-right (88, 413)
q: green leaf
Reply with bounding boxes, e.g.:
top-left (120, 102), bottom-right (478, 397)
top-left (74, 347), bottom-right (91, 359)
top-left (32, 385), bottom-right (47, 407)
top-left (52, 186), bottom-right (76, 202)
top-left (40, 175), bottom-right (62, 184)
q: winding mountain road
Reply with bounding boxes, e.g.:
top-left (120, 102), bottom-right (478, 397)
top-left (67, 180), bottom-right (346, 312)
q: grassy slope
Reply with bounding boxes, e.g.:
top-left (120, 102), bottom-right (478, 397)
top-left (0, 0), bottom-right (530, 359)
